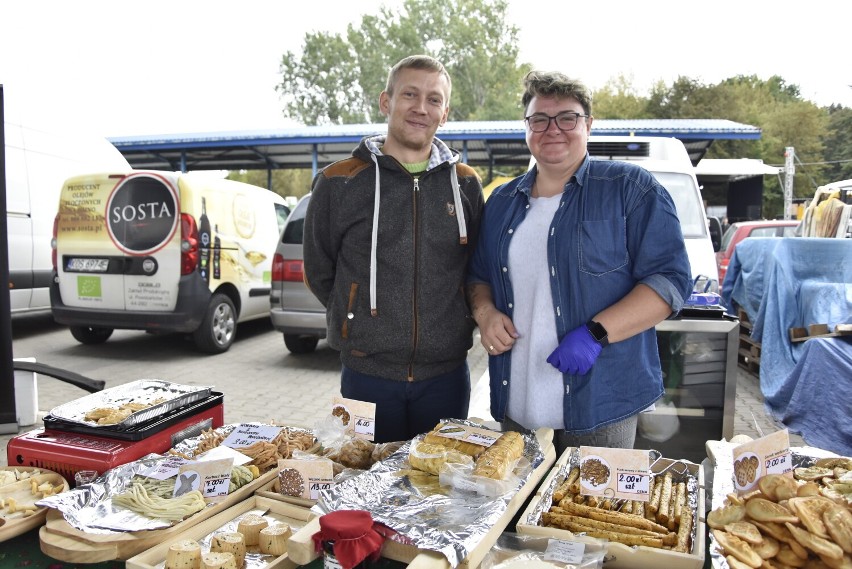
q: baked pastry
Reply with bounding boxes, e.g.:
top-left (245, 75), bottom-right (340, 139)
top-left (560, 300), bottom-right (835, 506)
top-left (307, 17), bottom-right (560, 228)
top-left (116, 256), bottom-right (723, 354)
top-left (472, 431), bottom-right (524, 479)
top-left (408, 441), bottom-right (474, 474)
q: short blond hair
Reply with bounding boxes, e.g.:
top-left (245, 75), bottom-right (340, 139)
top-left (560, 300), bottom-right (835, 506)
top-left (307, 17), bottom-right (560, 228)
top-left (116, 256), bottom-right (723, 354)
top-left (386, 55), bottom-right (452, 102)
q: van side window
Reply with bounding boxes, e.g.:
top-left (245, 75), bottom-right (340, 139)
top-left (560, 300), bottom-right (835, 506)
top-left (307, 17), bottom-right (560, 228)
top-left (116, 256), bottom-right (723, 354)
top-left (275, 203), bottom-right (290, 234)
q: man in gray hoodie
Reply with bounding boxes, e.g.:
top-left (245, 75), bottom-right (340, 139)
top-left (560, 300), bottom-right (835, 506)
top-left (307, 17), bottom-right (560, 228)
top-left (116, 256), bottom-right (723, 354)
top-left (303, 55), bottom-right (484, 443)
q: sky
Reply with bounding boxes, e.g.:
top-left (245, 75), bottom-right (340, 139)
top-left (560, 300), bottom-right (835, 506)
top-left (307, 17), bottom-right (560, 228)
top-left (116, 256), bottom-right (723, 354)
top-left (2, 0), bottom-right (850, 141)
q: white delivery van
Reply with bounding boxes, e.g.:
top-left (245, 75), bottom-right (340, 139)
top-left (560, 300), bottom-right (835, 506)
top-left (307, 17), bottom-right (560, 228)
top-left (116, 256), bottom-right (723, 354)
top-left (50, 170), bottom-right (288, 353)
top-left (532, 136), bottom-right (719, 291)
top-left (4, 117), bottom-right (131, 313)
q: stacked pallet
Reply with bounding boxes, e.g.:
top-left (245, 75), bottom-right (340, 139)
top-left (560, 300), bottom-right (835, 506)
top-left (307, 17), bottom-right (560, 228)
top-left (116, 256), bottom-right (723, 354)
top-left (736, 308), bottom-right (761, 376)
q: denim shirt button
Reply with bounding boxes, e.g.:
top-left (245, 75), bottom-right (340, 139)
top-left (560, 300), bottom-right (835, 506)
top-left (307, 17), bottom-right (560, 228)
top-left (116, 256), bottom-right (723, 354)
top-left (508, 228), bottom-right (514, 234)
top-left (502, 267), bottom-right (508, 272)
top-left (502, 380), bottom-right (508, 386)
top-left (508, 303), bottom-right (513, 309)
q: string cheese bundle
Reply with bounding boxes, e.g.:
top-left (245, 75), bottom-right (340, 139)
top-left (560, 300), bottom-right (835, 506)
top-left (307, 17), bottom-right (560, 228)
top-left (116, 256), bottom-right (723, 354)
top-left (165, 539), bottom-right (202, 569)
top-left (237, 513), bottom-right (268, 546)
top-left (112, 483), bottom-right (206, 522)
top-left (201, 552), bottom-right (237, 569)
top-left (259, 523), bottom-right (292, 555)
top-left (210, 532), bottom-right (246, 567)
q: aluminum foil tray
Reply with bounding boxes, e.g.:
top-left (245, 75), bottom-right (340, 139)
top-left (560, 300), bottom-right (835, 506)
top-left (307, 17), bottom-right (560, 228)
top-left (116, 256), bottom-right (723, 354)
top-left (48, 379), bottom-right (213, 429)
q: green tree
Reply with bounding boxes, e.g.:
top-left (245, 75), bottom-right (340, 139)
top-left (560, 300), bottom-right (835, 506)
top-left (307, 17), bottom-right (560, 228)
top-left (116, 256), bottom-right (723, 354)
top-left (276, 0), bottom-right (526, 125)
top-left (592, 74), bottom-right (652, 119)
top-left (823, 104), bottom-right (852, 181)
top-left (227, 169), bottom-right (315, 201)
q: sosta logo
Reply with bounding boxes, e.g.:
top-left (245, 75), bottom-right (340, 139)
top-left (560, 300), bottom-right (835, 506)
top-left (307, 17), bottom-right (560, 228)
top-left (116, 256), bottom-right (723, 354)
top-left (106, 173), bottom-right (179, 254)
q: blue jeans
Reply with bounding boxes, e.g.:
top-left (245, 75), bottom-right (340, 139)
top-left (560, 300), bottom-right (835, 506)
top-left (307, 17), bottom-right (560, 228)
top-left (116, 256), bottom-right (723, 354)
top-left (341, 363), bottom-right (471, 443)
top-left (502, 414), bottom-right (638, 459)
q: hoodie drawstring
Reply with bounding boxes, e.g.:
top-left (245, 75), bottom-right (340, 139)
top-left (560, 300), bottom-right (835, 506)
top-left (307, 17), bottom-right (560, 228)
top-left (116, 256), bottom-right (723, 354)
top-left (369, 153), bottom-right (381, 316)
top-left (367, 152), bottom-right (469, 317)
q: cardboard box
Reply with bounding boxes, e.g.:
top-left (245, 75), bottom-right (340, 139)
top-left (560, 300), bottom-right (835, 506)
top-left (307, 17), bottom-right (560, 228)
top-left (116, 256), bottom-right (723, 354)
top-left (516, 451), bottom-right (706, 569)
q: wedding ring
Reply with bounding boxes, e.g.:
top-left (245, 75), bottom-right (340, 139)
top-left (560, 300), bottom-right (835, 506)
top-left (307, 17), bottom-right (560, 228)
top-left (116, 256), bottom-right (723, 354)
top-left (488, 345), bottom-right (495, 352)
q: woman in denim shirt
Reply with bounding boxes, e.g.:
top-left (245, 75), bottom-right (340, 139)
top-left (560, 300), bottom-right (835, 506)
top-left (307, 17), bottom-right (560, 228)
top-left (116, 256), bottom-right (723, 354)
top-left (466, 71), bottom-right (691, 455)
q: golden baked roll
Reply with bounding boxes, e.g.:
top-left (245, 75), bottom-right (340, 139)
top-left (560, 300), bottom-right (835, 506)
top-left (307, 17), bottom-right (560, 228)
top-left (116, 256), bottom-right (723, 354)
top-left (472, 431), bottom-right (525, 480)
top-left (409, 441), bottom-right (474, 475)
top-left (422, 422), bottom-right (487, 457)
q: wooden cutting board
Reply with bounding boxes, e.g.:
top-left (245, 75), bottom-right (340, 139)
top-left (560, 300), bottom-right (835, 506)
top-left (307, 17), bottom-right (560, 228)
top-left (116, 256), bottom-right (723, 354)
top-left (0, 467), bottom-right (69, 543)
top-left (39, 468), bottom-right (276, 561)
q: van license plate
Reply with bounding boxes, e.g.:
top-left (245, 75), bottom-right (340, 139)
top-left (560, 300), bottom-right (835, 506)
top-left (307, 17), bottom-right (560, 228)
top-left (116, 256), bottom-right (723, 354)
top-left (66, 258), bottom-right (110, 273)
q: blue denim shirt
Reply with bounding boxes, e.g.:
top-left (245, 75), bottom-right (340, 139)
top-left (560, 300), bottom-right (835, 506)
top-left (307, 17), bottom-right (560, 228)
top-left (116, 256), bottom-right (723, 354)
top-left (468, 155), bottom-right (692, 433)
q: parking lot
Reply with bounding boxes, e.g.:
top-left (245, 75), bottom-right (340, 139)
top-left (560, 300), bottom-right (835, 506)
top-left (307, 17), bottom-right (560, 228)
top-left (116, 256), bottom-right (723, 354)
top-left (2, 311), bottom-right (800, 467)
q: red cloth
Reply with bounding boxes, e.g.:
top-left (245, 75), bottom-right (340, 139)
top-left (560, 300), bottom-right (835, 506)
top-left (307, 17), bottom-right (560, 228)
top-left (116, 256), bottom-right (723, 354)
top-left (312, 510), bottom-right (386, 569)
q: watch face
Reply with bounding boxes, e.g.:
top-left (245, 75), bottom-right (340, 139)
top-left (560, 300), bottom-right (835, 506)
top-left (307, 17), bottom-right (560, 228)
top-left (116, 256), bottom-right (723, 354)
top-left (588, 321), bottom-right (608, 345)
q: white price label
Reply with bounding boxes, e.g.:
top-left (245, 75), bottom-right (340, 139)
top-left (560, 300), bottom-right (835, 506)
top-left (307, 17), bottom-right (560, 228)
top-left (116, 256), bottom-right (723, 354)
top-left (544, 539), bottom-right (585, 565)
top-left (354, 416), bottom-right (375, 438)
top-left (616, 472), bottom-right (650, 496)
top-left (765, 451), bottom-right (792, 475)
top-left (467, 432), bottom-right (498, 447)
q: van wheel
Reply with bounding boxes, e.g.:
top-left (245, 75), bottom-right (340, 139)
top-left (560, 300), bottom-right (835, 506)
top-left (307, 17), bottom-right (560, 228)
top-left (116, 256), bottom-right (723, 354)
top-left (193, 293), bottom-right (236, 354)
top-left (69, 326), bottom-right (113, 345)
top-left (283, 334), bottom-right (319, 354)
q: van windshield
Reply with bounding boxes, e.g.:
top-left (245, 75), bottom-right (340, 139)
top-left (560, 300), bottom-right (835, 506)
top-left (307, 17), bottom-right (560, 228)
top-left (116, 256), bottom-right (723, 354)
top-left (649, 172), bottom-right (707, 239)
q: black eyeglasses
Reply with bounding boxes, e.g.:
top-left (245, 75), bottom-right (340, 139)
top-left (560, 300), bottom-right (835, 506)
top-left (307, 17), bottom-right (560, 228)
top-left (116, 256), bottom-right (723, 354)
top-left (525, 111), bottom-right (589, 133)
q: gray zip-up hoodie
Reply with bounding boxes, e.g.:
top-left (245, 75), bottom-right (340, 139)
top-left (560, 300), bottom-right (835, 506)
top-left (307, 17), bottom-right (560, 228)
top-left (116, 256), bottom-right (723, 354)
top-left (303, 135), bottom-right (484, 381)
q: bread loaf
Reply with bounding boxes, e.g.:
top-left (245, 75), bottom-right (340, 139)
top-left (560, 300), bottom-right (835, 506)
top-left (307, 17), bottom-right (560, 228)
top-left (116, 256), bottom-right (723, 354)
top-left (422, 422), bottom-right (487, 457)
top-left (409, 441), bottom-right (474, 474)
top-left (472, 431), bottom-right (524, 480)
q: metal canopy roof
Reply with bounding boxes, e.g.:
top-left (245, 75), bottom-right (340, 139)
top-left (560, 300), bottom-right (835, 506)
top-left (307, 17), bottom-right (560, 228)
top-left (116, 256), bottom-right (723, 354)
top-left (109, 118), bottom-right (762, 173)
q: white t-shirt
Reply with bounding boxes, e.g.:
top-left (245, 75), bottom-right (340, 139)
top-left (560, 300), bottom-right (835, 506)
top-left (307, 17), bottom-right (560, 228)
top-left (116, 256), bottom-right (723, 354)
top-left (506, 194), bottom-right (564, 429)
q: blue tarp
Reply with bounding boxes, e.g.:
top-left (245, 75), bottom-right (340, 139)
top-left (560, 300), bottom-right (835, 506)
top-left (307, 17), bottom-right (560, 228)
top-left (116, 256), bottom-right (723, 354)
top-left (721, 237), bottom-right (852, 455)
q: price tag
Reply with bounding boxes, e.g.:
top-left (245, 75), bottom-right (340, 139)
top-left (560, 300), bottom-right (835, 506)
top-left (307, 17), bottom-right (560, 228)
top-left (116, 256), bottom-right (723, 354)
top-left (177, 457), bottom-right (233, 502)
top-left (332, 397), bottom-right (377, 441)
top-left (616, 472), bottom-right (651, 496)
top-left (430, 423), bottom-right (500, 448)
top-left (544, 539), bottom-right (585, 565)
top-left (579, 446), bottom-right (650, 501)
top-left (222, 424), bottom-right (283, 448)
top-left (732, 429), bottom-right (792, 493)
top-left (138, 455), bottom-right (189, 480)
top-left (277, 458), bottom-right (334, 500)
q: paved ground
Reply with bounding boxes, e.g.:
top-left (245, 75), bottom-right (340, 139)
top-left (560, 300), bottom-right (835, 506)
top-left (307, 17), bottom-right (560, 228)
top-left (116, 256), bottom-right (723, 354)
top-left (1, 311), bottom-right (802, 467)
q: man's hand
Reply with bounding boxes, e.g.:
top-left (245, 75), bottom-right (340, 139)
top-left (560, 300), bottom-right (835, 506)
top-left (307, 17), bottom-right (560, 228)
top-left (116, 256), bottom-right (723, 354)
top-left (546, 324), bottom-right (602, 374)
top-left (477, 305), bottom-right (518, 355)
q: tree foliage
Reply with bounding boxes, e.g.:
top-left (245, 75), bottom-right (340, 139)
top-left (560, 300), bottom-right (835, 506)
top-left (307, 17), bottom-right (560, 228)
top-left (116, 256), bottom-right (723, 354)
top-left (276, 0), bottom-right (526, 125)
top-left (271, 7), bottom-right (851, 215)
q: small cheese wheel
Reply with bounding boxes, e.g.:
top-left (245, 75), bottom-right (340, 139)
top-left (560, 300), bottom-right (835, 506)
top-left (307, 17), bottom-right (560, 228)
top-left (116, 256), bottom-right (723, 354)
top-left (259, 523), bottom-right (292, 555)
top-left (210, 532), bottom-right (246, 566)
top-left (201, 552), bottom-right (237, 569)
top-left (165, 539), bottom-right (201, 569)
top-left (237, 513), bottom-right (268, 546)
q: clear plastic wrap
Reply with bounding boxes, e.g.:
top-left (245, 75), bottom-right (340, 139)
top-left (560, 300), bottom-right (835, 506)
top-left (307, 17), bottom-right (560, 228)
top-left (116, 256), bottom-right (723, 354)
top-left (481, 533), bottom-right (608, 569)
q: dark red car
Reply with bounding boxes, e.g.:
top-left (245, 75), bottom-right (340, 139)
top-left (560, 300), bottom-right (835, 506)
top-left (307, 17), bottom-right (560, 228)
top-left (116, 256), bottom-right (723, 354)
top-left (716, 220), bottom-right (800, 283)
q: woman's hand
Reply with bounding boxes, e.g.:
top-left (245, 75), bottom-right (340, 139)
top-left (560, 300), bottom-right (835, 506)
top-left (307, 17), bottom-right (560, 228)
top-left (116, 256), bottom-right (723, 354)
top-left (477, 305), bottom-right (518, 355)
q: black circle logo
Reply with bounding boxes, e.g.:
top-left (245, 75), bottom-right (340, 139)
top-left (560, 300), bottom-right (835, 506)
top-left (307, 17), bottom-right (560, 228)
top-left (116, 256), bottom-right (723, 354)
top-left (106, 173), bottom-right (179, 254)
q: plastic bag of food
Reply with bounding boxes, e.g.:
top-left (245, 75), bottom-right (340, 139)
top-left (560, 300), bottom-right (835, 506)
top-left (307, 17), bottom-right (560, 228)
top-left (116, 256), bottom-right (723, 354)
top-left (481, 533), bottom-right (608, 569)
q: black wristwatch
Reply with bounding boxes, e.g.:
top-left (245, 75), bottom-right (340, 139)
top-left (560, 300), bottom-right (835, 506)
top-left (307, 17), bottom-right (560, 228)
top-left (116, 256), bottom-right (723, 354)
top-left (586, 320), bottom-right (609, 347)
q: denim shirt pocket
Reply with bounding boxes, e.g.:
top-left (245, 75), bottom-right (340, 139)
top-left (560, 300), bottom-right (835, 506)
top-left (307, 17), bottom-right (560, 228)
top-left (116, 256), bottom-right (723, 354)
top-left (579, 218), bottom-right (628, 275)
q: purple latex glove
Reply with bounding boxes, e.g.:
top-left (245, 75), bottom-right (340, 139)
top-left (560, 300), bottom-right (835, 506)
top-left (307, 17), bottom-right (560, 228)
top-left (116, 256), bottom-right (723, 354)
top-left (546, 324), bottom-right (602, 375)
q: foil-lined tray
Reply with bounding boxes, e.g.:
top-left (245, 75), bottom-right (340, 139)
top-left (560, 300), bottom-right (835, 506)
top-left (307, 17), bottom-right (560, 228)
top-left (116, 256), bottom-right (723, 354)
top-left (520, 448), bottom-right (701, 555)
top-left (311, 418), bottom-right (547, 568)
top-left (48, 380), bottom-right (213, 429)
top-left (705, 440), bottom-right (842, 569)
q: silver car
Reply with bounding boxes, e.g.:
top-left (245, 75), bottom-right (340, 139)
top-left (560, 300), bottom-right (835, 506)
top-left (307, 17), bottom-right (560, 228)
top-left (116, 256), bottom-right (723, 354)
top-left (269, 193), bottom-right (327, 353)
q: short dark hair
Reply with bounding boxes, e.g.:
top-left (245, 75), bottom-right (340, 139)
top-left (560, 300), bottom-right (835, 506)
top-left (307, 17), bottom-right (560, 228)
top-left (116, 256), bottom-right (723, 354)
top-left (521, 71), bottom-right (592, 117)
top-left (386, 55), bottom-right (452, 103)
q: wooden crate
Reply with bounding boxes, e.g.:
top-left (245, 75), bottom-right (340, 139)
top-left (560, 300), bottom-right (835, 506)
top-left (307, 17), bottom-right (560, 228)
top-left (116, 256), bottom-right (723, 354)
top-left (517, 454), bottom-right (706, 569)
top-left (737, 308), bottom-right (760, 377)
top-left (287, 429), bottom-right (556, 569)
top-left (126, 495), bottom-right (315, 569)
